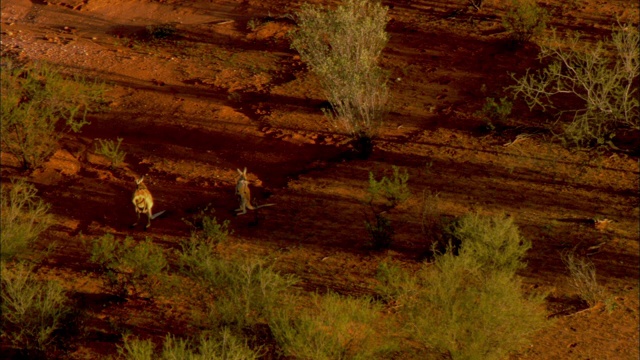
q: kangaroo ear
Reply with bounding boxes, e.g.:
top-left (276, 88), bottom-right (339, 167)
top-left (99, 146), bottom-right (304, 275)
top-left (136, 175), bottom-right (145, 185)
top-left (243, 167), bottom-right (247, 175)
top-left (237, 168), bottom-right (243, 175)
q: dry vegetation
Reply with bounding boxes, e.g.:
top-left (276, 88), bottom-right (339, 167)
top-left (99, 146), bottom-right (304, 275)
top-left (1, 0), bottom-right (638, 359)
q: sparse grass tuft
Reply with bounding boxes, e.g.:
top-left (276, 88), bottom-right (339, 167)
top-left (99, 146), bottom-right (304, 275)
top-left (1, 179), bottom-right (52, 262)
top-left (94, 137), bottom-right (126, 168)
top-left (561, 252), bottom-right (606, 307)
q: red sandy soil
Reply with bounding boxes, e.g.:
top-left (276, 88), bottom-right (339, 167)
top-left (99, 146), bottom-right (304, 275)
top-left (1, 0), bottom-right (639, 359)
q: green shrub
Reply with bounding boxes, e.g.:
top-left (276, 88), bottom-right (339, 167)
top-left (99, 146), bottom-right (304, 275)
top-left (270, 292), bottom-right (392, 360)
top-left (94, 137), bottom-right (126, 168)
top-left (119, 329), bottom-right (261, 360)
top-left (509, 24), bottom-right (639, 148)
top-left (502, 0), bottom-right (549, 44)
top-left (89, 234), bottom-right (168, 298)
top-left (1, 262), bottom-right (72, 353)
top-left (0, 58), bottom-right (106, 169)
top-left (118, 336), bottom-right (155, 360)
top-left (561, 252), bottom-right (605, 307)
top-left (290, 0), bottom-right (389, 154)
top-left (162, 330), bottom-right (260, 360)
top-left (475, 97), bottom-right (513, 130)
top-left (365, 212), bottom-right (395, 250)
top-left (375, 261), bottom-right (420, 305)
top-left (447, 213), bottom-right (531, 276)
top-left (0, 179), bottom-right (52, 262)
top-left (406, 254), bottom-right (548, 360)
top-left (368, 166), bottom-right (411, 207)
top-left (178, 251), bottom-right (297, 330)
top-left (378, 213), bottom-right (547, 359)
top-left (201, 216), bottom-right (232, 244)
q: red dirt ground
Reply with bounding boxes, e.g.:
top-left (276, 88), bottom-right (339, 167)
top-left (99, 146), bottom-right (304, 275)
top-left (1, 0), bottom-right (639, 359)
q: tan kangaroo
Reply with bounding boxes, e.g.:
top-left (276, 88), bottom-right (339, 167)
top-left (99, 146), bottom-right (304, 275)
top-left (235, 168), bottom-right (275, 215)
top-left (131, 176), bottom-right (154, 229)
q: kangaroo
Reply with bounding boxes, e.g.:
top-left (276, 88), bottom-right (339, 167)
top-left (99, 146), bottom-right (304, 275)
top-left (131, 176), bottom-right (154, 229)
top-left (235, 167), bottom-right (275, 215)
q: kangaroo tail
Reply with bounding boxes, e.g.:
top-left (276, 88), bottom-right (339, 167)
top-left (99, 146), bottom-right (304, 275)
top-left (254, 203), bottom-right (276, 209)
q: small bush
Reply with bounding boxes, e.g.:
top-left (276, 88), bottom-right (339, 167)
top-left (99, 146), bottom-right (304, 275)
top-left (162, 330), bottom-right (260, 360)
top-left (386, 213), bottom-right (547, 359)
top-left (1, 262), bottom-right (72, 353)
top-left (509, 24), bottom-right (639, 148)
top-left (201, 216), bottom-right (232, 244)
top-left (447, 213), bottom-right (531, 276)
top-left (89, 234), bottom-right (168, 299)
top-left (475, 97), bottom-right (513, 130)
top-left (118, 336), bottom-right (155, 360)
top-left (375, 261), bottom-right (420, 305)
top-left (178, 251), bottom-right (297, 330)
top-left (119, 330), bottom-right (261, 360)
top-left (0, 179), bottom-right (52, 262)
top-left (0, 58), bottom-right (106, 169)
top-left (290, 0), bottom-right (390, 151)
top-left (368, 166), bottom-right (411, 207)
top-left (406, 255), bottom-right (548, 360)
top-left (502, 0), bottom-right (549, 44)
top-left (94, 137), bottom-right (126, 168)
top-left (365, 212), bottom-right (395, 250)
top-left (561, 252), bottom-right (605, 307)
top-left (270, 292), bottom-right (392, 360)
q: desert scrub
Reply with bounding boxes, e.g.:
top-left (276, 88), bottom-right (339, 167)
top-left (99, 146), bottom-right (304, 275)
top-left (375, 261), bottom-right (420, 305)
top-left (118, 330), bottom-right (260, 360)
top-left (178, 252), bottom-right (298, 330)
top-left (270, 292), bottom-right (395, 360)
top-left (509, 24), bottom-right (639, 148)
top-left (406, 255), bottom-right (548, 360)
top-left (0, 58), bottom-right (107, 170)
top-left (364, 212), bottom-right (395, 250)
top-left (561, 252), bottom-right (606, 307)
top-left (475, 97), bottom-right (513, 130)
top-left (1, 262), bottom-right (72, 354)
top-left (0, 179), bottom-right (52, 262)
top-left (89, 234), bottom-right (168, 299)
top-left (290, 0), bottom-right (389, 156)
top-left (367, 166), bottom-right (411, 208)
top-left (447, 212), bottom-right (532, 275)
top-left (376, 212), bottom-right (547, 359)
top-left (94, 137), bottom-right (126, 168)
top-left (380, 213), bottom-right (546, 359)
top-left (502, 0), bottom-right (549, 44)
